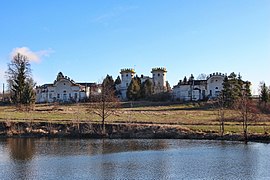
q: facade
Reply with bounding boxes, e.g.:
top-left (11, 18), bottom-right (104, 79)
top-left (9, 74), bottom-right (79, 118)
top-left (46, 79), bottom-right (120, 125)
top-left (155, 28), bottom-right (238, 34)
top-left (117, 67), bottom-right (169, 100)
top-left (36, 72), bottom-right (101, 103)
top-left (172, 72), bottom-right (225, 101)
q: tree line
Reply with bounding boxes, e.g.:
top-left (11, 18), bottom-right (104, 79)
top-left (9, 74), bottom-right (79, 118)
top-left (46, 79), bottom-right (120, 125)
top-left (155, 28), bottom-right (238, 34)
top-left (216, 72), bottom-right (270, 143)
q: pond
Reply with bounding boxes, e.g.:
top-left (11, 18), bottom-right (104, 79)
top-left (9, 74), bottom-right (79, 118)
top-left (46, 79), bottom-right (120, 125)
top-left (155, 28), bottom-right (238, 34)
top-left (0, 138), bottom-right (269, 179)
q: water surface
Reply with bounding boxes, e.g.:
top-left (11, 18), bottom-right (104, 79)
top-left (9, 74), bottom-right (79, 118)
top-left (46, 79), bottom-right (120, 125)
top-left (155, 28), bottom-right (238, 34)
top-left (0, 138), bottom-right (269, 179)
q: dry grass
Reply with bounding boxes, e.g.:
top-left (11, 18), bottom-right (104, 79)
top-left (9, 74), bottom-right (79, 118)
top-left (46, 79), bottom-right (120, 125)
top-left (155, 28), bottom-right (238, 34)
top-left (1, 101), bottom-right (270, 134)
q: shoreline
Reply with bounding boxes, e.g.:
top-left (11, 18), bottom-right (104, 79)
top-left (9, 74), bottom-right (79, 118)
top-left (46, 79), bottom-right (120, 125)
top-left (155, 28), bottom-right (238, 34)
top-left (0, 121), bottom-right (270, 143)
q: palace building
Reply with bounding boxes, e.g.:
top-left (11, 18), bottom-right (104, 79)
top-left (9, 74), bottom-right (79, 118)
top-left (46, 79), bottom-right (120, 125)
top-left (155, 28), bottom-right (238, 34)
top-left (35, 70), bottom-right (231, 103)
top-left (117, 67), bottom-right (169, 100)
top-left (172, 72), bottom-right (226, 101)
top-left (35, 72), bottom-right (101, 103)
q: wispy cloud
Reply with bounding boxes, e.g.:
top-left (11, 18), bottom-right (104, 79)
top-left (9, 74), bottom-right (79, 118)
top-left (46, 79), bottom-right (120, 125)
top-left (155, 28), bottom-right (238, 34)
top-left (10, 47), bottom-right (54, 63)
top-left (93, 5), bottom-right (138, 25)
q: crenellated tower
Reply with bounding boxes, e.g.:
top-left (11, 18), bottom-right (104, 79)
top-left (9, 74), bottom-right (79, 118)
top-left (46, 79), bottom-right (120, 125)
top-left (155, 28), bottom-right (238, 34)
top-left (151, 67), bottom-right (167, 94)
top-left (120, 68), bottom-right (135, 99)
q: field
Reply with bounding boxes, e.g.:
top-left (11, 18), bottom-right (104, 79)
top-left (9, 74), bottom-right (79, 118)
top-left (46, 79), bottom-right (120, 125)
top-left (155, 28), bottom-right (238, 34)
top-left (1, 101), bottom-right (270, 134)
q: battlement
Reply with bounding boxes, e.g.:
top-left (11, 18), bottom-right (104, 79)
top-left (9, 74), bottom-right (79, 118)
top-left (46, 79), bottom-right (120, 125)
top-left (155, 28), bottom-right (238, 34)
top-left (151, 67), bottom-right (167, 73)
top-left (120, 68), bottom-right (135, 74)
top-left (207, 72), bottom-right (226, 79)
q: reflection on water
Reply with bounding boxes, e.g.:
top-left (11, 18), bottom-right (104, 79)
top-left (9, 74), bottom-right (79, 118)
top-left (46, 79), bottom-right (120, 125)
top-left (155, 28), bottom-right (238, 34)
top-left (0, 138), bottom-right (270, 179)
top-left (7, 138), bottom-right (35, 161)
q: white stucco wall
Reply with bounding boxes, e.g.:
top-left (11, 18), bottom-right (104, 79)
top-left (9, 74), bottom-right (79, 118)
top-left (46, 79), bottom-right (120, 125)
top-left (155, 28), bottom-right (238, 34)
top-left (120, 70), bottom-right (135, 100)
top-left (152, 70), bottom-right (167, 94)
top-left (207, 75), bottom-right (224, 98)
top-left (36, 79), bottom-right (90, 103)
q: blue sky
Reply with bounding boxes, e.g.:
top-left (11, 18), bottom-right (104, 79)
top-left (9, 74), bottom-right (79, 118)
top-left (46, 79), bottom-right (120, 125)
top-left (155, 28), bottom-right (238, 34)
top-left (0, 0), bottom-right (269, 94)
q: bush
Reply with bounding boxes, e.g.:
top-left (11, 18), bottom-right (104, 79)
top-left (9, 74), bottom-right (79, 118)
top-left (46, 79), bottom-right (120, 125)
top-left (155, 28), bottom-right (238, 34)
top-left (147, 92), bottom-right (172, 102)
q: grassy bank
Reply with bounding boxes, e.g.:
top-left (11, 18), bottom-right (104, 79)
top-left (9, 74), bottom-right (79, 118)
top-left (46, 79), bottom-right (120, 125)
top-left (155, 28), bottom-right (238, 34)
top-left (1, 101), bottom-right (270, 134)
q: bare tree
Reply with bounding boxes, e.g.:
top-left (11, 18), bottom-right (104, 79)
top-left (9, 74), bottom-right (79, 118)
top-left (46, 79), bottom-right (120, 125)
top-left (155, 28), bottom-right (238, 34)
top-left (235, 88), bottom-right (258, 143)
top-left (89, 81), bottom-right (119, 135)
top-left (216, 94), bottom-right (226, 136)
top-left (197, 73), bottom-right (207, 80)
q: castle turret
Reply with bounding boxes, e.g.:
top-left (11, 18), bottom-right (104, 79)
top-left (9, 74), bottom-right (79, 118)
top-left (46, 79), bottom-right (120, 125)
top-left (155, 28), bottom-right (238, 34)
top-left (120, 68), bottom-right (135, 99)
top-left (151, 67), bottom-right (167, 93)
top-left (206, 72), bottom-right (225, 98)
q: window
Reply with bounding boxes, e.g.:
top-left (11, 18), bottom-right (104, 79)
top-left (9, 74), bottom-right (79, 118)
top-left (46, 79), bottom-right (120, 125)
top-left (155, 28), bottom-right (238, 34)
top-left (126, 74), bottom-right (128, 77)
top-left (49, 93), bottom-right (52, 99)
top-left (74, 93), bottom-right (78, 99)
top-left (64, 83), bottom-right (66, 85)
top-left (153, 74), bottom-right (155, 76)
top-left (126, 83), bottom-right (128, 87)
top-left (215, 87), bottom-right (218, 89)
top-left (158, 73), bottom-right (160, 76)
top-left (57, 94), bottom-right (60, 98)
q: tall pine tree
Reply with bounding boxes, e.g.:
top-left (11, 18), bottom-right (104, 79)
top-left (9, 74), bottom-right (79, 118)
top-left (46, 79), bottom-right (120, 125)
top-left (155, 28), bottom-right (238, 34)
top-left (6, 53), bottom-right (35, 110)
top-left (260, 82), bottom-right (269, 106)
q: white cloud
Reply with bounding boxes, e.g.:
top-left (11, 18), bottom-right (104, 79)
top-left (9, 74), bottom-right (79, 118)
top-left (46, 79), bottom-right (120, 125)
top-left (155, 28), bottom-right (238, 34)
top-left (10, 47), bottom-right (54, 63)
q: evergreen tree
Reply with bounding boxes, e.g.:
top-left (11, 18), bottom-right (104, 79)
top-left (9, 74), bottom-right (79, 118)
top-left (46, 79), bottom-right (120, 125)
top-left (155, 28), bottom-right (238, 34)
top-left (189, 74), bottom-right (194, 81)
top-left (102, 75), bottom-right (115, 92)
top-left (114, 76), bottom-right (122, 96)
top-left (221, 75), bottom-right (232, 107)
top-left (229, 72), bottom-right (241, 106)
top-left (221, 72), bottom-right (248, 108)
top-left (141, 79), bottom-right (153, 99)
top-left (127, 77), bottom-right (141, 100)
top-left (236, 73), bottom-right (244, 97)
top-left (230, 72), bottom-right (241, 102)
top-left (269, 86), bottom-right (270, 100)
top-left (243, 81), bottom-right (252, 98)
top-left (6, 53), bottom-right (35, 109)
top-left (115, 76), bottom-right (121, 85)
top-left (260, 82), bottom-right (269, 106)
top-left (183, 76), bottom-right (187, 84)
top-left (22, 81), bottom-right (36, 110)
